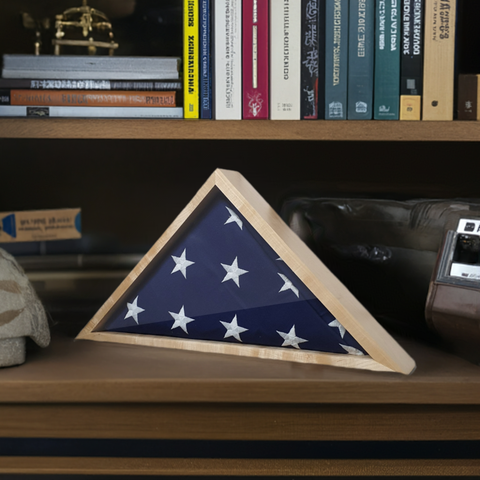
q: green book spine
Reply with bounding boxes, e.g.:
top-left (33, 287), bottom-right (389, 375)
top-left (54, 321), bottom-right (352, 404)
top-left (347, 0), bottom-right (375, 119)
top-left (325, 0), bottom-right (349, 120)
top-left (373, 0), bottom-right (400, 120)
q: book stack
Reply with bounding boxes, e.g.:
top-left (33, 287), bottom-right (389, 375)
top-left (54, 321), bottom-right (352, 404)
top-left (185, 0), bottom-right (465, 121)
top-left (0, 54), bottom-right (183, 118)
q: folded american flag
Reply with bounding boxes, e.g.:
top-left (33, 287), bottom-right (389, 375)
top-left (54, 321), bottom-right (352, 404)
top-left (100, 189), bottom-right (365, 356)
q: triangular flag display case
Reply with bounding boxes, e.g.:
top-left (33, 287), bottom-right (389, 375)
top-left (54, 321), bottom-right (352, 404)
top-left (77, 169), bottom-right (416, 374)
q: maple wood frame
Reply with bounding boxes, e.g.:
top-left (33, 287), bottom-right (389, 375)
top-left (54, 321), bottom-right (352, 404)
top-left (77, 168), bottom-right (416, 374)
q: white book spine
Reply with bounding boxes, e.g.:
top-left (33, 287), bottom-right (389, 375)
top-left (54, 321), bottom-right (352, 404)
top-left (270, 0), bottom-right (301, 120)
top-left (214, 0), bottom-right (242, 119)
top-left (0, 106), bottom-right (183, 118)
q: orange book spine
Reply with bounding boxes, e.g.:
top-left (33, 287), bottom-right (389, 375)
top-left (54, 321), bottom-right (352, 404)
top-left (9, 90), bottom-right (176, 107)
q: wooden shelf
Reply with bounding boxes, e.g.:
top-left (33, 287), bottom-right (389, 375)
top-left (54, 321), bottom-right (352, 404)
top-left (2, 457), bottom-right (480, 477)
top-left (0, 331), bottom-right (480, 444)
top-left (1, 118), bottom-right (480, 141)
top-left (1, 331), bottom-right (480, 406)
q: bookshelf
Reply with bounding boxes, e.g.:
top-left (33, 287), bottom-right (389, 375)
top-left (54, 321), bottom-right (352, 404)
top-left (3, 134), bottom-right (480, 478)
top-left (1, 0), bottom-right (480, 476)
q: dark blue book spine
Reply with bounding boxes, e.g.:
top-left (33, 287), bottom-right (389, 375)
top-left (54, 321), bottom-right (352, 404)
top-left (325, 0), bottom-right (349, 120)
top-left (301, 0), bottom-right (320, 119)
top-left (200, 0), bottom-right (212, 119)
top-left (347, 0), bottom-right (375, 119)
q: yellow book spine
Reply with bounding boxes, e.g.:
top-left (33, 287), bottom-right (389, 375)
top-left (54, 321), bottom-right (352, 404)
top-left (422, 0), bottom-right (456, 121)
top-left (400, 95), bottom-right (421, 121)
top-left (184, 0), bottom-right (199, 118)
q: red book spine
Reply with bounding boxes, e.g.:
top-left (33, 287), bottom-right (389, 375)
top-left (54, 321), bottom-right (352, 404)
top-left (242, 0), bottom-right (269, 119)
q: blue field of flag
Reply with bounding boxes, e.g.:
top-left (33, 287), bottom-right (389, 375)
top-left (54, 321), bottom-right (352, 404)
top-left (99, 188), bottom-right (365, 356)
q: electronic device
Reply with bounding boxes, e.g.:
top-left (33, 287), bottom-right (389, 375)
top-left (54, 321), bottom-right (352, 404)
top-left (426, 218), bottom-right (480, 363)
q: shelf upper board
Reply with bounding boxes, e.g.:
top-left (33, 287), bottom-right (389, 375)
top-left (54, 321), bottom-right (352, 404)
top-left (0, 331), bottom-right (479, 405)
top-left (1, 119), bottom-right (480, 141)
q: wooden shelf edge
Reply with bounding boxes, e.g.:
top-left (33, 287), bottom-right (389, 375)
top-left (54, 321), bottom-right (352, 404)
top-left (1, 457), bottom-right (479, 476)
top-left (1, 118), bottom-right (480, 141)
top-left (1, 403), bottom-right (480, 441)
top-left (2, 378), bottom-right (480, 404)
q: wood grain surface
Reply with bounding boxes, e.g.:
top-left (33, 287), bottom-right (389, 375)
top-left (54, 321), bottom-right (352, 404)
top-left (1, 457), bottom-right (480, 476)
top-left (1, 403), bottom-right (480, 440)
top-left (1, 118), bottom-right (480, 141)
top-left (0, 331), bottom-right (479, 405)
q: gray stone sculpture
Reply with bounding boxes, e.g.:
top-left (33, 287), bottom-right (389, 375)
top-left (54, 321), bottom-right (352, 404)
top-left (0, 248), bottom-right (50, 367)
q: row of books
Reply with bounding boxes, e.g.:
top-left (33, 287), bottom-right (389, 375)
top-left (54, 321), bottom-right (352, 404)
top-left (0, 55), bottom-right (184, 118)
top-left (185, 0), bottom-right (457, 121)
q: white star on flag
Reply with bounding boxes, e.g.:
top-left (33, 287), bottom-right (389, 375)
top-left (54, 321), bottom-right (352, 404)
top-left (169, 305), bottom-right (195, 334)
top-left (220, 314), bottom-right (248, 342)
top-left (277, 325), bottom-right (308, 349)
top-left (328, 319), bottom-right (346, 338)
top-left (171, 248), bottom-right (195, 278)
top-left (224, 206), bottom-right (243, 229)
top-left (278, 273), bottom-right (299, 297)
top-left (340, 344), bottom-right (364, 355)
top-left (221, 256), bottom-right (248, 287)
top-left (124, 296), bottom-right (145, 325)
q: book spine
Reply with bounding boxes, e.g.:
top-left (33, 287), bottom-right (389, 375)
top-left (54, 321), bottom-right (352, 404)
top-left (422, 0), bottom-right (457, 120)
top-left (477, 75), bottom-right (480, 121)
top-left (399, 95), bottom-right (421, 120)
top-left (0, 90), bottom-right (10, 105)
top-left (373, 0), bottom-right (401, 120)
top-left (0, 79), bottom-right (36, 89)
top-left (200, 0), bottom-right (213, 118)
top-left (0, 79), bottom-right (182, 90)
top-left (110, 81), bottom-right (183, 91)
top-left (347, 0), bottom-right (375, 120)
top-left (6, 90), bottom-right (176, 107)
top-left (0, 106), bottom-right (184, 118)
top-left (214, 0), bottom-right (242, 119)
top-left (325, 0), bottom-right (349, 120)
top-left (300, 0), bottom-right (320, 119)
top-left (270, 0), bottom-right (301, 120)
top-left (2, 55), bottom-right (180, 81)
top-left (184, 0), bottom-right (200, 118)
top-left (400, 0), bottom-right (423, 120)
top-left (457, 74), bottom-right (477, 120)
top-left (317, 0), bottom-right (326, 119)
top-left (242, 0), bottom-right (269, 119)
top-left (400, 0), bottom-right (423, 95)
